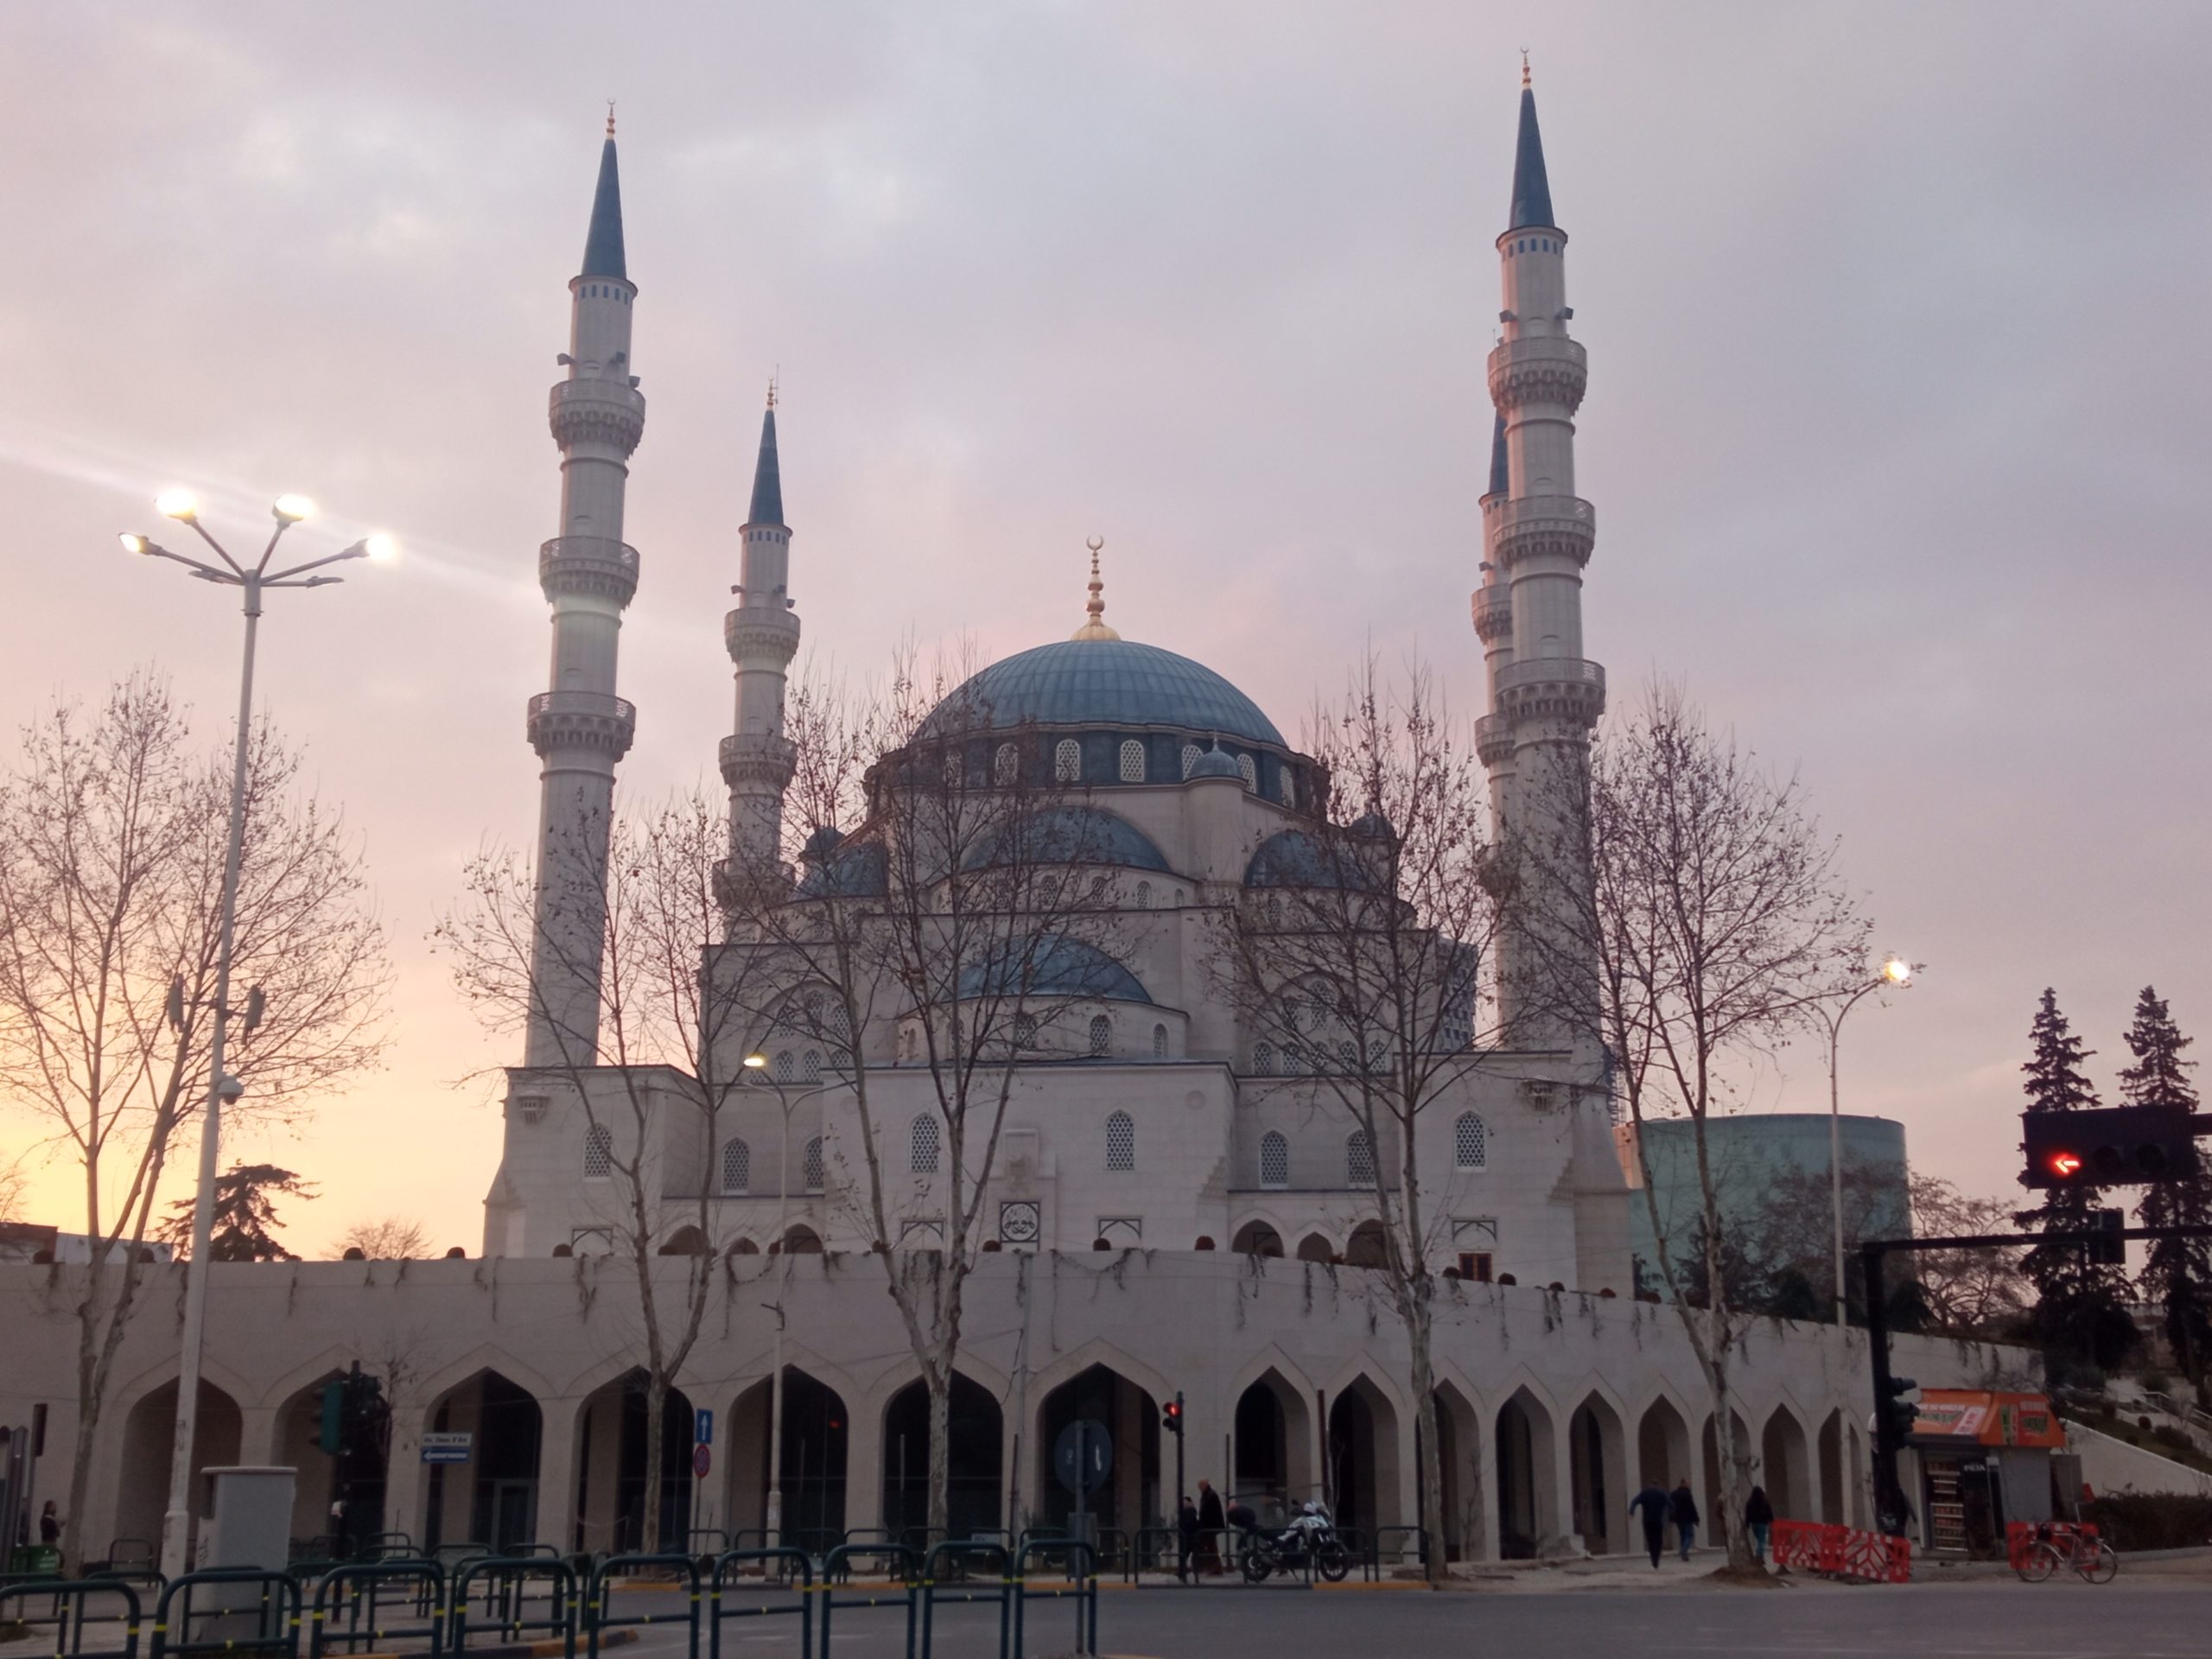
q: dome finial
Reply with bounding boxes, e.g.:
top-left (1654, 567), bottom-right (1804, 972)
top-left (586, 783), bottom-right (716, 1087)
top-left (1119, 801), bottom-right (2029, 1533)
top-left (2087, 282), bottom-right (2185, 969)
top-left (606, 99), bottom-right (617, 139)
top-left (1520, 48), bottom-right (1530, 88)
top-left (1071, 534), bottom-right (1120, 640)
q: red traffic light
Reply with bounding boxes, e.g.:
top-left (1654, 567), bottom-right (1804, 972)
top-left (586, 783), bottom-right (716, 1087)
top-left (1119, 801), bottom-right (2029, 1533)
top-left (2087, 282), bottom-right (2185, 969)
top-left (2046, 1150), bottom-right (2083, 1179)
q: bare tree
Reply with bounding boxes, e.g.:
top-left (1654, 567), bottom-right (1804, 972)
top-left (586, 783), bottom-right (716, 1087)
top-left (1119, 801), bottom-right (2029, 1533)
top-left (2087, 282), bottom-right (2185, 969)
top-left (1522, 684), bottom-right (1868, 1569)
top-left (0, 675), bottom-right (387, 1573)
top-left (0, 1153), bottom-right (26, 1223)
top-left (335, 1216), bottom-right (431, 1261)
top-left (734, 651), bottom-right (1126, 1535)
top-left (439, 787), bottom-right (770, 1551)
top-left (1211, 658), bottom-right (1500, 1580)
top-left (1908, 1177), bottom-right (2032, 1338)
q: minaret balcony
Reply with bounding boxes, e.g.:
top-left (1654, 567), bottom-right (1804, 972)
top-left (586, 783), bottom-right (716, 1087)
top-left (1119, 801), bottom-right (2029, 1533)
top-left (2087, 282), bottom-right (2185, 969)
top-left (540, 537), bottom-right (639, 603)
top-left (1494, 657), bottom-right (1606, 726)
top-left (549, 378), bottom-right (646, 456)
top-left (527, 690), bottom-right (636, 758)
top-left (1491, 494), bottom-right (1595, 570)
top-left (719, 733), bottom-right (798, 789)
top-left (1486, 334), bottom-right (1586, 413)
top-left (1471, 584), bottom-right (1514, 643)
top-left (723, 606), bottom-right (804, 664)
top-left (1475, 713), bottom-right (1516, 769)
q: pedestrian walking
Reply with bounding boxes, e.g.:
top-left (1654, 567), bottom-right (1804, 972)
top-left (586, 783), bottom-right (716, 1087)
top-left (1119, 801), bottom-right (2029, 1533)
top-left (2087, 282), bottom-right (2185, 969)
top-left (1745, 1485), bottom-right (1773, 1565)
top-left (1627, 1483), bottom-right (1671, 1568)
top-left (1669, 1478), bottom-right (1700, 1562)
top-left (38, 1502), bottom-right (62, 1547)
top-left (1176, 1495), bottom-right (1200, 1583)
top-left (1197, 1479), bottom-right (1227, 1574)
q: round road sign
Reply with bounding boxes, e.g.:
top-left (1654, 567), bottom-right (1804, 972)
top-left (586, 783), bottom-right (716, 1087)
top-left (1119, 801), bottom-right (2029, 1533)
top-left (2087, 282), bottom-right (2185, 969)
top-left (693, 1443), bottom-right (712, 1478)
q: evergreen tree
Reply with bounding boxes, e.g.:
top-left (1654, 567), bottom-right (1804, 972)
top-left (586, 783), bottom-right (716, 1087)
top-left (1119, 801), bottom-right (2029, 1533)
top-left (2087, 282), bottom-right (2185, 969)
top-left (157, 1163), bottom-right (315, 1262)
top-left (2014, 989), bottom-right (2136, 1377)
top-left (2122, 988), bottom-right (2212, 1395)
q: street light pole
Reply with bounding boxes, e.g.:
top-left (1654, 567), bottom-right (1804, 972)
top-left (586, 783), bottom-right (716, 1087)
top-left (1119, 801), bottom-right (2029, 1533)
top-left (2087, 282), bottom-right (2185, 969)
top-left (1822, 956), bottom-right (1913, 1325)
top-left (122, 492), bottom-right (392, 1580)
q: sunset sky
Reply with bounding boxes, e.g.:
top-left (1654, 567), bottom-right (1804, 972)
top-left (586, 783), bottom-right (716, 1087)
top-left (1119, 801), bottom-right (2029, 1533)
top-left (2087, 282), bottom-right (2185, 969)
top-left (4, 2), bottom-right (2208, 1256)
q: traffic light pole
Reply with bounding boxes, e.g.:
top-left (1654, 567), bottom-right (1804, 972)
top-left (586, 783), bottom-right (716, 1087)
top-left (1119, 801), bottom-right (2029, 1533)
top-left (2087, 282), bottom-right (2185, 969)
top-left (1860, 1222), bottom-right (2212, 1541)
top-left (1173, 1391), bottom-right (1185, 1519)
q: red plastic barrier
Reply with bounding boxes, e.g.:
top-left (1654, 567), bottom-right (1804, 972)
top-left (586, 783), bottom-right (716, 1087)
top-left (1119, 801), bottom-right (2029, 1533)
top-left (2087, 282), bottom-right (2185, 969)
top-left (1770, 1518), bottom-right (1910, 1583)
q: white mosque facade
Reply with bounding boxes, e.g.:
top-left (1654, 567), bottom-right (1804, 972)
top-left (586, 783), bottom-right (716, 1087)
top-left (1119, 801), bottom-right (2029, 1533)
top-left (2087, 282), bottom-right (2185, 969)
top-left (3, 84), bottom-right (2022, 1567)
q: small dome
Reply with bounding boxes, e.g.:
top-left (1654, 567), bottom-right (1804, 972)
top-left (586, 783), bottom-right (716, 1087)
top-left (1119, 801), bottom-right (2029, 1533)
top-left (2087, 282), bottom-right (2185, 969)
top-left (1244, 829), bottom-right (1380, 891)
top-left (1187, 748), bottom-right (1243, 781)
top-left (956, 935), bottom-right (1151, 1005)
top-left (801, 824), bottom-right (846, 861)
top-left (963, 806), bottom-right (1173, 874)
top-left (1351, 811), bottom-right (1396, 842)
top-left (798, 837), bottom-right (885, 898)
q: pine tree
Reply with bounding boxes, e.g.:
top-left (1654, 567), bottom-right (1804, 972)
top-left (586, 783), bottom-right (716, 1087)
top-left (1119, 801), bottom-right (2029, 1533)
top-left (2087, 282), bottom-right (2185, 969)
top-left (157, 1163), bottom-right (315, 1262)
top-left (2122, 988), bottom-right (2212, 1395)
top-left (2014, 989), bottom-right (2135, 1377)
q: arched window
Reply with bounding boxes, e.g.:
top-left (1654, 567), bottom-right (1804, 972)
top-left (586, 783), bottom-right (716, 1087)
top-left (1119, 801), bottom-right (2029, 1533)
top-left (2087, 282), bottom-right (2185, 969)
top-left (1135, 880), bottom-right (1151, 910)
top-left (829, 1002), bottom-right (853, 1042)
top-left (582, 1123), bottom-right (613, 1179)
top-left (943, 751), bottom-right (964, 787)
top-left (721, 1137), bottom-right (751, 1194)
top-left (803, 1135), bottom-right (824, 1192)
top-left (1454, 1112), bottom-right (1488, 1170)
top-left (774, 1049), bottom-right (795, 1083)
top-left (1118, 740), bottom-right (1146, 782)
top-left (994, 742), bottom-right (1020, 784)
top-left (1282, 1042), bottom-right (1303, 1076)
top-left (909, 1114), bottom-right (940, 1173)
top-left (1252, 1040), bottom-right (1275, 1077)
top-left (1180, 743), bottom-right (1202, 779)
top-left (1260, 1130), bottom-right (1289, 1189)
top-left (1106, 1109), bottom-right (1135, 1171)
top-left (1089, 1014), bottom-right (1111, 1056)
top-left (802, 1049), bottom-right (822, 1083)
top-left (1346, 1129), bottom-right (1376, 1188)
top-left (1014, 1013), bottom-right (1038, 1048)
top-left (1237, 753), bottom-right (1257, 791)
top-left (1280, 770), bottom-right (1297, 809)
top-left (1054, 739), bottom-right (1082, 782)
top-left (1151, 1023), bottom-right (1168, 1058)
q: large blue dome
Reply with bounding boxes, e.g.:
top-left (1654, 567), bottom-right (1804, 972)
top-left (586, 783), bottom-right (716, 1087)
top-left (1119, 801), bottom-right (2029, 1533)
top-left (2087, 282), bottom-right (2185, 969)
top-left (926, 639), bottom-right (1285, 748)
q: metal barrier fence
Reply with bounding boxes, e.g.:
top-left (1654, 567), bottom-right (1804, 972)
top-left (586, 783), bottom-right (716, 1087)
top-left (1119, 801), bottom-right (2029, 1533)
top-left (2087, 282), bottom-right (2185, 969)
top-left (308, 1560), bottom-right (445, 1659)
top-left (705, 1550), bottom-right (810, 1659)
top-left (448, 1556), bottom-right (576, 1656)
top-left (1012, 1540), bottom-right (1095, 1659)
top-left (585, 1554), bottom-right (698, 1659)
top-left (918, 1542), bottom-right (1009, 1659)
top-left (151, 1569), bottom-right (302, 1659)
top-left (0, 1577), bottom-right (143, 1659)
top-left (817, 1543), bottom-right (916, 1659)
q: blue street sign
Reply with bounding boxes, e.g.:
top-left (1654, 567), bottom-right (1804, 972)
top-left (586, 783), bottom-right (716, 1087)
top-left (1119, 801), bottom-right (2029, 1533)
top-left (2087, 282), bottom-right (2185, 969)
top-left (696, 1407), bottom-right (714, 1446)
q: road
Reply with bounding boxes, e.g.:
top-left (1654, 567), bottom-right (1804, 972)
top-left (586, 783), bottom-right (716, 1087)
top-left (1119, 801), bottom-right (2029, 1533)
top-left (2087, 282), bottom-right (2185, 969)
top-left (616, 1573), bottom-right (2210, 1658)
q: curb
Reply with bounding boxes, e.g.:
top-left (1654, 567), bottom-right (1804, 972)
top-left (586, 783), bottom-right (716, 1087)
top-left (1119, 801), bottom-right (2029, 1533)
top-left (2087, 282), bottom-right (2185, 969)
top-left (339, 1629), bottom-right (636, 1659)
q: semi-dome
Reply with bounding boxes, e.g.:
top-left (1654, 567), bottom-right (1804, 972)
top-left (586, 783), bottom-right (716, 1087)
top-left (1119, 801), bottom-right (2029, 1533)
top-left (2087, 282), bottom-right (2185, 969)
top-left (955, 934), bottom-right (1152, 1005)
top-left (924, 638), bottom-right (1285, 749)
top-left (963, 806), bottom-right (1174, 874)
top-left (1186, 747), bottom-right (1243, 780)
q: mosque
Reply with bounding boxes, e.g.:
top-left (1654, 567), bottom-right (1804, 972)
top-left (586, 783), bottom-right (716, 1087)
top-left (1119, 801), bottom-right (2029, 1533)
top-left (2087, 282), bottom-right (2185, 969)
top-left (3, 79), bottom-right (2014, 1570)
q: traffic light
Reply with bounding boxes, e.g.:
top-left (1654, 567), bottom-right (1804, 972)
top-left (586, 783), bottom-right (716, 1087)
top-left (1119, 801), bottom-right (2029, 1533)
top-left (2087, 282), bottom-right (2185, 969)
top-left (1880, 1376), bottom-right (1919, 1444)
top-left (1161, 1393), bottom-right (1184, 1438)
top-left (2019, 1105), bottom-right (2201, 1190)
top-left (318, 1379), bottom-right (346, 1455)
top-left (2089, 1208), bottom-right (2126, 1266)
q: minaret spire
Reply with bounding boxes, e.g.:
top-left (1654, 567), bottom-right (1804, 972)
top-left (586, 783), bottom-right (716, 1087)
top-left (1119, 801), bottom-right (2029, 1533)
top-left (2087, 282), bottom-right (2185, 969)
top-left (1508, 67), bottom-right (1555, 232)
top-left (721, 384), bottom-right (802, 887)
top-left (523, 126), bottom-right (646, 1069)
top-left (1071, 535), bottom-right (1120, 640)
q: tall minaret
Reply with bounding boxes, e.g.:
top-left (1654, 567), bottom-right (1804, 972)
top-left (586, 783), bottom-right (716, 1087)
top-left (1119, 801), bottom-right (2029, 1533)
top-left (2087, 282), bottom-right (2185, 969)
top-left (524, 117), bottom-right (645, 1067)
top-left (1477, 65), bottom-right (1605, 1044)
top-left (720, 387), bottom-right (800, 880)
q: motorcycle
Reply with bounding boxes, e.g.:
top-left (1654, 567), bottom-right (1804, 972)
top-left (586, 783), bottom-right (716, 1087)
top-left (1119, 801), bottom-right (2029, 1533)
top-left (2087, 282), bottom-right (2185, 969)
top-left (1238, 1509), bottom-right (1351, 1583)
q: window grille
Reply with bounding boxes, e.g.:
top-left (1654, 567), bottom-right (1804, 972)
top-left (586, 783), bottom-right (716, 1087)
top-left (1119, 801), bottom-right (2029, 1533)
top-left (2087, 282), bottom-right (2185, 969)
top-left (1181, 743), bottom-right (1202, 779)
top-left (1280, 770), bottom-right (1297, 808)
top-left (1455, 1113), bottom-right (1488, 1170)
top-left (910, 1114), bottom-right (940, 1173)
top-left (1152, 1024), bottom-right (1168, 1058)
top-left (995, 742), bottom-right (1020, 784)
top-left (1055, 739), bottom-right (1082, 782)
top-left (1252, 1041), bottom-right (1275, 1076)
top-left (944, 751), bottom-right (964, 786)
top-left (1237, 753), bottom-right (1257, 790)
top-left (1135, 880), bottom-right (1151, 909)
top-left (803, 1136), bottom-right (824, 1192)
top-left (775, 1049), bottom-right (795, 1083)
top-left (1347, 1129), bottom-right (1376, 1187)
top-left (582, 1124), bottom-right (613, 1179)
top-left (721, 1137), bottom-right (751, 1193)
top-left (1106, 1109), bottom-right (1135, 1171)
top-left (1014, 1013), bottom-right (1038, 1048)
top-left (1089, 1014), bottom-right (1111, 1056)
top-left (802, 1049), bottom-right (822, 1083)
top-left (1261, 1130), bottom-right (1289, 1189)
top-left (1282, 1043), bottom-right (1303, 1076)
top-left (1119, 740), bottom-right (1145, 782)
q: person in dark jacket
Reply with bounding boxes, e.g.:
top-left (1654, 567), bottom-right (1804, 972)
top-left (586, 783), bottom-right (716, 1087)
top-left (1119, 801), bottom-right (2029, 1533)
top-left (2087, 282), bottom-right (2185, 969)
top-left (1627, 1484), bottom-right (1671, 1568)
top-left (1175, 1495), bottom-right (1200, 1583)
top-left (39, 1502), bottom-right (62, 1546)
top-left (1669, 1478), bottom-right (1700, 1561)
top-left (1196, 1480), bottom-right (1227, 1574)
top-left (1745, 1485), bottom-right (1774, 1565)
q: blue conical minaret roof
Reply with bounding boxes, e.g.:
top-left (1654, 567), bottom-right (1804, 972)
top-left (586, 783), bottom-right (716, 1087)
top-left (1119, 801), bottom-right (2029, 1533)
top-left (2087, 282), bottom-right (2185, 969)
top-left (747, 398), bottom-right (785, 526)
top-left (581, 136), bottom-right (627, 279)
top-left (1508, 84), bottom-right (1555, 231)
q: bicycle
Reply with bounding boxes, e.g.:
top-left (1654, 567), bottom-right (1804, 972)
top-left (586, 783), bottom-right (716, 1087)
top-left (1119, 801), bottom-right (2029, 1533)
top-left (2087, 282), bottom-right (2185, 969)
top-left (2017, 1523), bottom-right (2118, 1584)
